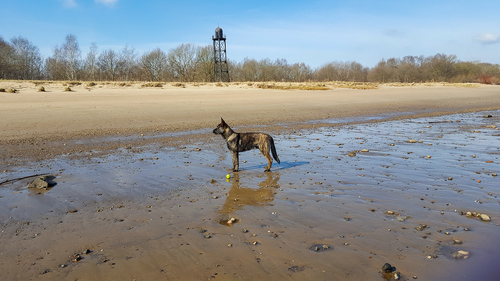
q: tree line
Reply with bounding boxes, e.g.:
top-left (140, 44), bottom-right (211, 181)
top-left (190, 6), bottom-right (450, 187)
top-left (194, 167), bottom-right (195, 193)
top-left (1, 34), bottom-right (499, 84)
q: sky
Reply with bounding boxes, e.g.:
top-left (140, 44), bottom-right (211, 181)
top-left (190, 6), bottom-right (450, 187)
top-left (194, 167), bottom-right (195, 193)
top-left (1, 0), bottom-right (499, 68)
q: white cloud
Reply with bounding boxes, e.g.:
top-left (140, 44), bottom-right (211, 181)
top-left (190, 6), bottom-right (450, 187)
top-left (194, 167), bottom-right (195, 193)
top-left (95, 0), bottom-right (118, 6)
top-left (476, 33), bottom-right (500, 44)
top-left (61, 0), bottom-right (77, 8)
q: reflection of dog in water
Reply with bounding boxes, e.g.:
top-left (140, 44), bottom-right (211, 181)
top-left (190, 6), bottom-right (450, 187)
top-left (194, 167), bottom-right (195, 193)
top-left (213, 118), bottom-right (280, 172)
top-left (220, 173), bottom-right (280, 214)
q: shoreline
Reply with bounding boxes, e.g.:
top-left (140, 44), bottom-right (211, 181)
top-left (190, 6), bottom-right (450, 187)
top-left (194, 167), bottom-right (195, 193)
top-left (1, 81), bottom-right (499, 166)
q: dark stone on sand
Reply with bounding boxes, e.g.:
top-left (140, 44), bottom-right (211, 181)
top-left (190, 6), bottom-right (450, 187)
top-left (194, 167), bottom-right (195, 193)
top-left (382, 263), bottom-right (393, 273)
top-left (308, 244), bottom-right (332, 252)
top-left (27, 175), bottom-right (56, 189)
top-left (287, 265), bottom-right (304, 272)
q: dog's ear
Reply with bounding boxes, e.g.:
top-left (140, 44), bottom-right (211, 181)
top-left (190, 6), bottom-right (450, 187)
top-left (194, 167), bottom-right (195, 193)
top-left (221, 117), bottom-right (226, 125)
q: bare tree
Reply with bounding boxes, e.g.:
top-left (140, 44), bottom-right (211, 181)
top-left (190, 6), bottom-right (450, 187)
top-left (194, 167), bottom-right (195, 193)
top-left (120, 45), bottom-right (137, 81)
top-left (97, 49), bottom-right (119, 81)
top-left (289, 62), bottom-right (312, 82)
top-left (0, 36), bottom-right (15, 79)
top-left (315, 61), bottom-right (366, 82)
top-left (139, 48), bottom-right (168, 81)
top-left (83, 42), bottom-right (98, 81)
top-left (45, 46), bottom-right (66, 80)
top-left (10, 36), bottom-right (43, 80)
top-left (425, 54), bottom-right (457, 82)
top-left (195, 45), bottom-right (213, 82)
top-left (61, 34), bottom-right (81, 80)
top-left (168, 43), bottom-right (198, 82)
top-left (240, 58), bottom-right (259, 81)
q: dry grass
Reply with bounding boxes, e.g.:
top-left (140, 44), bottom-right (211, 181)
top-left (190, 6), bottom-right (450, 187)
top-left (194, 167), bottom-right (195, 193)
top-left (255, 83), bottom-right (330, 90)
top-left (64, 86), bottom-right (72, 92)
top-left (38, 86), bottom-right (45, 92)
top-left (383, 82), bottom-right (481, 88)
top-left (441, 83), bottom-right (479, 88)
top-left (172, 82), bottom-right (185, 88)
top-left (141, 82), bottom-right (164, 88)
top-left (215, 82), bottom-right (228, 87)
top-left (329, 82), bottom-right (379, 90)
top-left (384, 82), bottom-right (417, 87)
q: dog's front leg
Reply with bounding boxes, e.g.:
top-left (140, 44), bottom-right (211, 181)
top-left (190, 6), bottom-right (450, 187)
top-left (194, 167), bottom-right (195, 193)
top-left (230, 151), bottom-right (239, 172)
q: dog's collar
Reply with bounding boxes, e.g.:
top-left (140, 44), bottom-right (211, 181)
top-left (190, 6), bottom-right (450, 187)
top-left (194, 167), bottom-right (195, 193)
top-left (227, 133), bottom-right (238, 142)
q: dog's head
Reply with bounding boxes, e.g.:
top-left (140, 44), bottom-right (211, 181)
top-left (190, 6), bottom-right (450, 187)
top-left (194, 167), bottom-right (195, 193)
top-left (213, 118), bottom-right (228, 135)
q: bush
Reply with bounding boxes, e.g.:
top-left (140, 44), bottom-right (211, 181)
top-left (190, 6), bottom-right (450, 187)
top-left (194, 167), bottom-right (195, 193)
top-left (38, 86), bottom-right (45, 92)
top-left (172, 82), bottom-right (185, 88)
top-left (142, 82), bottom-right (164, 88)
top-left (0, 88), bottom-right (5, 92)
top-left (86, 82), bottom-right (97, 87)
top-left (7, 88), bottom-right (17, 93)
top-left (64, 86), bottom-right (72, 92)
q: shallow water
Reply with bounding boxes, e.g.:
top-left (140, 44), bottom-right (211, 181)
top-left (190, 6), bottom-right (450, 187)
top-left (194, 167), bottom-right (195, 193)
top-left (1, 110), bottom-right (499, 280)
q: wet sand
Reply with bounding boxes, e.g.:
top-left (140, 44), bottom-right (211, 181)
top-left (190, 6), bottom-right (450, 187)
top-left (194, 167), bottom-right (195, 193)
top-left (1, 82), bottom-right (500, 280)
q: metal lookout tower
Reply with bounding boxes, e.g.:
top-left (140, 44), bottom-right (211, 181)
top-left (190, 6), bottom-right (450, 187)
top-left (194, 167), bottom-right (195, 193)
top-left (212, 27), bottom-right (229, 82)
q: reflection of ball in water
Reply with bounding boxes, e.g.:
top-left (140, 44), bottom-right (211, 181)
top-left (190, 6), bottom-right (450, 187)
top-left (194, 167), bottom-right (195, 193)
top-left (226, 174), bottom-right (231, 179)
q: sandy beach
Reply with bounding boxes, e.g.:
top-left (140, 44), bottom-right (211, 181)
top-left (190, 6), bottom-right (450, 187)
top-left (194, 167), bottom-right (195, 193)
top-left (1, 81), bottom-right (499, 280)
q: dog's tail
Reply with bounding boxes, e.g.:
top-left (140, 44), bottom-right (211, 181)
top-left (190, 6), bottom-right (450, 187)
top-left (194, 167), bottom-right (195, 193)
top-left (270, 138), bottom-right (280, 164)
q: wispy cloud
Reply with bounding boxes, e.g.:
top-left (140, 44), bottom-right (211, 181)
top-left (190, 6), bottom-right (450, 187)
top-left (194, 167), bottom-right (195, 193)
top-left (95, 0), bottom-right (118, 7)
top-left (476, 33), bottom-right (500, 44)
top-left (60, 0), bottom-right (77, 8)
top-left (383, 29), bottom-right (404, 38)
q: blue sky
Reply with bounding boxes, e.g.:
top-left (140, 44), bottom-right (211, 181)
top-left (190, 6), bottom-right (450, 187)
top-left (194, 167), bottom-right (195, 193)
top-left (1, 0), bottom-right (499, 68)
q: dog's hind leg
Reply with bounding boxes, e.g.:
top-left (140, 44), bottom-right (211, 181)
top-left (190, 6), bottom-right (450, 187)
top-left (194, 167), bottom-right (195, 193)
top-left (230, 151), bottom-right (240, 172)
top-left (260, 145), bottom-right (273, 172)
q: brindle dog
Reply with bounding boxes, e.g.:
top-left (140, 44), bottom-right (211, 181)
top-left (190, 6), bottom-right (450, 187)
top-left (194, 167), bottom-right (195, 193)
top-left (213, 118), bottom-right (280, 172)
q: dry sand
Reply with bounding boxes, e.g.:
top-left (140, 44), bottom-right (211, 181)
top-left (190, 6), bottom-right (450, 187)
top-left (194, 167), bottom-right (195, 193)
top-left (1, 81), bottom-right (499, 280)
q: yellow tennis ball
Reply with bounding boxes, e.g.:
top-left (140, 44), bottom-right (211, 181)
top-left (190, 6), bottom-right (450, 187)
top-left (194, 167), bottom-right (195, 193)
top-left (226, 174), bottom-right (231, 179)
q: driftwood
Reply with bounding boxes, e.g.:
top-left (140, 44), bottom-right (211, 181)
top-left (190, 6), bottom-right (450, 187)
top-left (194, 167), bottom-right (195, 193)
top-left (0, 173), bottom-right (50, 186)
top-left (428, 120), bottom-right (453, 124)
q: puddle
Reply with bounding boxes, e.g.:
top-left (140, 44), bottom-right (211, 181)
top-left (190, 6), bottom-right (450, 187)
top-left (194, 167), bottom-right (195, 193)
top-left (0, 110), bottom-right (499, 280)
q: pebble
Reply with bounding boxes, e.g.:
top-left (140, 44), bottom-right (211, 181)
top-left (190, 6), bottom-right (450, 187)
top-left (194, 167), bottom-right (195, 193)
top-left (416, 224), bottom-right (428, 231)
top-left (408, 139), bottom-right (417, 143)
top-left (382, 263), bottom-right (393, 273)
top-left (348, 152), bottom-right (356, 157)
top-left (396, 215), bottom-right (407, 222)
top-left (452, 250), bottom-right (469, 260)
top-left (361, 149), bottom-right (369, 152)
top-left (480, 214), bottom-right (491, 222)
